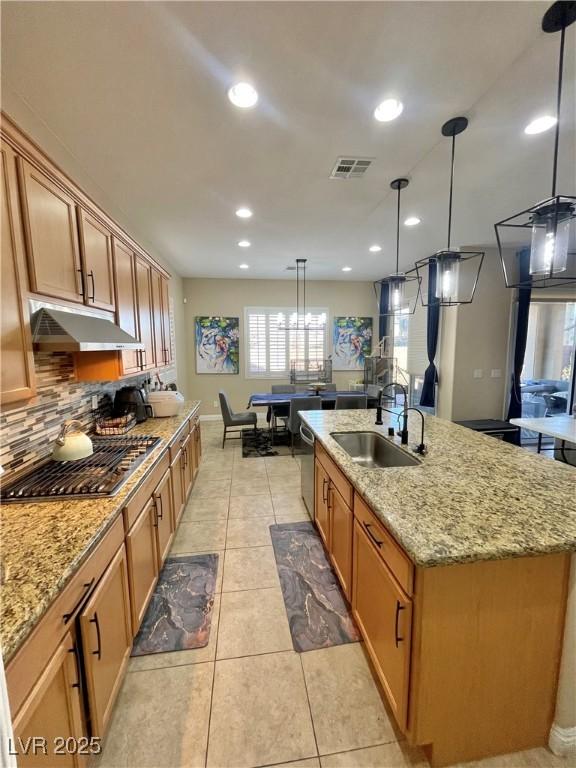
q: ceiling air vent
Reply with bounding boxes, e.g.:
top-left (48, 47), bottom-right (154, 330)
top-left (330, 156), bottom-right (374, 180)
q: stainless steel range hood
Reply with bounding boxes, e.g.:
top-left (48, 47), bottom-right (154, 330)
top-left (32, 307), bottom-right (143, 352)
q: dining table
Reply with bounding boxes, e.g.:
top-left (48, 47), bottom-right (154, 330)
top-left (247, 390), bottom-right (379, 409)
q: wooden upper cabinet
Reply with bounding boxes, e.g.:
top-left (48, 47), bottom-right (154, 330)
top-left (0, 141), bottom-right (35, 405)
top-left (79, 544), bottom-right (132, 738)
top-left (17, 157), bottom-right (83, 304)
top-left (161, 275), bottom-right (172, 366)
top-left (77, 208), bottom-right (115, 312)
top-left (134, 256), bottom-right (155, 371)
top-left (151, 269), bottom-right (164, 368)
top-left (112, 237), bottom-right (141, 375)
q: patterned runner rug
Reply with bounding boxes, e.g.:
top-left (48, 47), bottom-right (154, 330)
top-left (131, 553), bottom-right (218, 656)
top-left (270, 521), bottom-right (359, 652)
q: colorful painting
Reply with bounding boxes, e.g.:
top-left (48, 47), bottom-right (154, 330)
top-left (332, 316), bottom-right (372, 370)
top-left (195, 316), bottom-right (239, 374)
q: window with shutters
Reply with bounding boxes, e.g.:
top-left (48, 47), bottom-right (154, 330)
top-left (244, 307), bottom-right (328, 378)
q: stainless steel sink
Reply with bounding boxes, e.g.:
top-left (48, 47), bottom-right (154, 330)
top-left (330, 431), bottom-right (421, 469)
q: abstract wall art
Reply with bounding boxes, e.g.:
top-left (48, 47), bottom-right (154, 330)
top-left (332, 316), bottom-right (373, 370)
top-left (195, 316), bottom-right (240, 374)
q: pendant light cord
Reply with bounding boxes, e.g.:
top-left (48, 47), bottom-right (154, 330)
top-left (552, 24), bottom-right (565, 198)
top-left (396, 186), bottom-right (401, 273)
top-left (447, 133), bottom-right (456, 249)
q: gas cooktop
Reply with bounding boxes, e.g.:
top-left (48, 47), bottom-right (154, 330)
top-left (0, 435), bottom-right (160, 502)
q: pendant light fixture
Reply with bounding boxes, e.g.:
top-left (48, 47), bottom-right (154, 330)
top-left (374, 178), bottom-right (421, 316)
top-left (414, 117), bottom-right (484, 306)
top-left (495, 1), bottom-right (576, 289)
top-left (277, 259), bottom-right (326, 330)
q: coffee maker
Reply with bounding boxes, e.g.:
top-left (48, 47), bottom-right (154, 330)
top-left (113, 386), bottom-right (153, 423)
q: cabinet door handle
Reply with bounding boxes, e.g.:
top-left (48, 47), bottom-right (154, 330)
top-left (68, 643), bottom-right (81, 689)
top-left (141, 349), bottom-right (147, 367)
top-left (362, 522), bottom-right (384, 549)
top-left (155, 493), bottom-right (163, 520)
top-left (63, 579), bottom-right (95, 624)
top-left (162, 347), bottom-right (168, 365)
top-left (77, 268), bottom-right (86, 298)
top-left (394, 600), bottom-right (405, 648)
top-left (90, 612), bottom-right (102, 660)
top-left (322, 478), bottom-right (328, 504)
top-left (87, 270), bottom-right (95, 302)
top-left (182, 447), bottom-right (187, 468)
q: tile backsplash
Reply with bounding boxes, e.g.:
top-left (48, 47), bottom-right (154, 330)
top-left (0, 352), bottom-right (176, 478)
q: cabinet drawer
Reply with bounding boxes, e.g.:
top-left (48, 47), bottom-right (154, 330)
top-left (354, 495), bottom-right (414, 597)
top-left (315, 442), bottom-right (353, 508)
top-left (6, 514), bottom-right (124, 718)
top-left (123, 451), bottom-right (169, 531)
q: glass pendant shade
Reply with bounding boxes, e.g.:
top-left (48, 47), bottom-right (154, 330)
top-left (529, 201), bottom-right (573, 275)
top-left (435, 253), bottom-right (461, 303)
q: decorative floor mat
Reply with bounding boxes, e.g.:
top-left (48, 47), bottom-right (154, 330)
top-left (131, 553), bottom-right (218, 656)
top-left (242, 427), bottom-right (292, 457)
top-left (270, 521), bottom-right (360, 652)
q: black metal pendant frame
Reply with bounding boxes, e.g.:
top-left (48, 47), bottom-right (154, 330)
top-left (277, 258), bottom-right (326, 331)
top-left (415, 117), bottom-right (484, 307)
top-left (495, 195), bottom-right (576, 289)
top-left (414, 249), bottom-right (485, 307)
top-left (495, 1), bottom-right (576, 290)
top-left (375, 177), bottom-right (422, 317)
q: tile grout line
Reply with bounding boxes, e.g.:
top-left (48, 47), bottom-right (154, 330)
top-left (203, 452), bottom-right (232, 768)
top-left (298, 653), bottom-right (321, 762)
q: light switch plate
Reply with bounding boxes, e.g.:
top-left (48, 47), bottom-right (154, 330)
top-left (213, 400), bottom-right (218, 408)
top-left (473, 369), bottom-right (483, 379)
top-left (491, 369), bottom-right (502, 378)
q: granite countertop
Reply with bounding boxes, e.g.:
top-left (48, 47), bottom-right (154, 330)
top-left (300, 409), bottom-right (576, 568)
top-left (0, 401), bottom-right (200, 662)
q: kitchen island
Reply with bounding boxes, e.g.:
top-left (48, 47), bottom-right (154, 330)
top-left (300, 408), bottom-right (575, 767)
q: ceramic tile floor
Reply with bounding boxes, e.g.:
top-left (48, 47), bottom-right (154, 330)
top-left (95, 423), bottom-right (571, 768)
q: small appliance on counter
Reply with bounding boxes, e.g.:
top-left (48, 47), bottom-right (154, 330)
top-left (147, 390), bottom-right (185, 417)
top-left (113, 386), bottom-right (153, 423)
top-left (52, 420), bottom-right (94, 462)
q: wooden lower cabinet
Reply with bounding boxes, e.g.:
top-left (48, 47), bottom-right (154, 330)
top-left (314, 458), bottom-right (330, 549)
top-left (79, 545), bottom-right (132, 738)
top-left (11, 632), bottom-right (85, 767)
top-left (329, 484), bottom-right (353, 601)
top-left (181, 433), bottom-right (194, 501)
top-left (171, 450), bottom-right (185, 526)
top-left (352, 519), bottom-right (412, 729)
top-left (154, 468), bottom-right (174, 567)
top-left (125, 497), bottom-right (159, 635)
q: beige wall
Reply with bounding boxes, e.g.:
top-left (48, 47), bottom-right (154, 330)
top-left (437, 250), bottom-right (513, 421)
top-left (182, 278), bottom-right (379, 417)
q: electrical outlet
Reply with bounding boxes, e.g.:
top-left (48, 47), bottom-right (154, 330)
top-left (213, 400), bottom-right (218, 408)
top-left (91, 395), bottom-right (99, 409)
top-left (473, 369), bottom-right (483, 379)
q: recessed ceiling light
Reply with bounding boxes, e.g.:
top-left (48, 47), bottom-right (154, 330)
top-left (369, 244), bottom-right (382, 253)
top-left (524, 115), bottom-right (557, 135)
top-left (342, 266), bottom-right (352, 272)
top-left (238, 240), bottom-right (251, 248)
top-left (228, 82), bottom-right (258, 109)
top-left (239, 263), bottom-right (250, 269)
top-left (235, 207), bottom-right (253, 219)
top-left (404, 216), bottom-right (421, 226)
top-left (374, 99), bottom-right (404, 122)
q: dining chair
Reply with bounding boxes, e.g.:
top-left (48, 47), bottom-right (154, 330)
top-left (335, 394), bottom-right (368, 410)
top-left (366, 384), bottom-right (382, 402)
top-left (287, 396), bottom-right (322, 456)
top-left (219, 391), bottom-right (257, 448)
top-left (269, 385), bottom-right (295, 432)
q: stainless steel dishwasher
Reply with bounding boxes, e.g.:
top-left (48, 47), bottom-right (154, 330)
top-left (300, 422), bottom-right (315, 515)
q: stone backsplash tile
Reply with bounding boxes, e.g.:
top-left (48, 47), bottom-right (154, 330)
top-left (0, 352), bottom-right (177, 477)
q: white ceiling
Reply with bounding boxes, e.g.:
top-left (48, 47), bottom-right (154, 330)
top-left (2, 1), bottom-right (575, 280)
